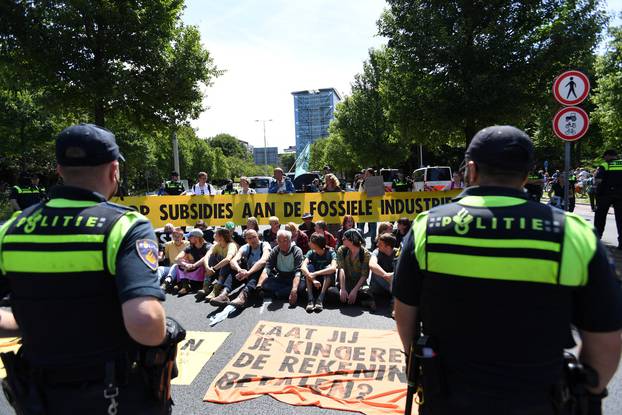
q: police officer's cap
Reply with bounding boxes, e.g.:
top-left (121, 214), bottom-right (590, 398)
top-left (56, 124), bottom-right (124, 166)
top-left (465, 125), bottom-right (534, 171)
top-left (171, 171), bottom-right (179, 177)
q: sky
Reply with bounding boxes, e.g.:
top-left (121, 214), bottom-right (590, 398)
top-left (183, 0), bottom-right (622, 152)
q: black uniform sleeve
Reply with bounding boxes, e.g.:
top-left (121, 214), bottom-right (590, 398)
top-left (8, 187), bottom-right (18, 200)
top-left (572, 242), bottom-right (622, 332)
top-left (115, 221), bottom-right (166, 304)
top-left (594, 166), bottom-right (606, 180)
top-left (392, 229), bottom-right (422, 306)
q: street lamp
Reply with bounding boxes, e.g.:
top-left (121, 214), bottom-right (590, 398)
top-left (255, 119), bottom-right (273, 175)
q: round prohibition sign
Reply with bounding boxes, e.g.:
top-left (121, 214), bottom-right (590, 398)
top-left (552, 107), bottom-right (589, 142)
top-left (552, 70), bottom-right (590, 106)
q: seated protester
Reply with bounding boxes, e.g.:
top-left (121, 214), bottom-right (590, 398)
top-left (302, 233), bottom-right (337, 313)
top-left (158, 228), bottom-right (189, 291)
top-left (286, 222), bottom-right (310, 254)
top-left (172, 229), bottom-right (211, 296)
top-left (220, 179), bottom-right (238, 194)
top-left (314, 220), bottom-right (337, 248)
top-left (245, 216), bottom-right (260, 235)
top-left (375, 222), bottom-right (393, 249)
top-left (225, 221), bottom-right (245, 247)
top-left (369, 233), bottom-right (398, 317)
top-left (223, 229), bottom-right (271, 308)
top-left (189, 171), bottom-right (217, 195)
top-left (194, 219), bottom-right (215, 244)
top-left (329, 229), bottom-right (376, 310)
top-left (298, 213), bottom-right (316, 238)
top-left (392, 217), bottom-right (411, 247)
top-left (194, 227), bottom-right (238, 302)
top-left (336, 215), bottom-right (356, 248)
top-left (258, 230), bottom-right (305, 306)
top-left (155, 222), bottom-right (175, 249)
top-left (262, 216), bottom-right (281, 248)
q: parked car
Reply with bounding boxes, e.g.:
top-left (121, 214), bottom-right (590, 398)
top-left (412, 166), bottom-right (452, 191)
top-left (248, 176), bottom-right (271, 194)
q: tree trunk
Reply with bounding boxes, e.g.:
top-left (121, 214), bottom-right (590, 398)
top-left (94, 99), bottom-right (105, 127)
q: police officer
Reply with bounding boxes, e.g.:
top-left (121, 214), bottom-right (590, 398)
top-left (8, 172), bottom-right (47, 211)
top-left (393, 126), bottom-right (622, 415)
top-left (160, 171), bottom-right (185, 195)
top-left (594, 149), bottom-right (622, 248)
top-left (0, 124), bottom-right (177, 414)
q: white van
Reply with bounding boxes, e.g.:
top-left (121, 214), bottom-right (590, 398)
top-left (248, 176), bottom-right (272, 194)
top-left (412, 166), bottom-right (452, 191)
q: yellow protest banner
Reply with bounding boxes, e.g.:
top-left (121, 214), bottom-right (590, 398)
top-left (173, 331), bottom-right (230, 385)
top-left (204, 321), bottom-right (409, 415)
top-left (113, 190), bottom-right (460, 227)
top-left (0, 337), bottom-right (21, 378)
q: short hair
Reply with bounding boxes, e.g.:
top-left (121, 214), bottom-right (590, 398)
top-left (273, 167), bottom-right (284, 174)
top-left (397, 217), bottom-right (411, 226)
top-left (194, 220), bottom-right (207, 229)
top-left (172, 227), bottom-right (184, 236)
top-left (246, 217), bottom-right (259, 231)
top-left (315, 220), bottom-right (327, 231)
top-left (309, 232), bottom-right (327, 249)
top-left (286, 222), bottom-right (298, 234)
top-left (269, 216), bottom-right (280, 224)
top-left (276, 229), bottom-right (292, 241)
top-left (164, 223), bottom-right (175, 232)
top-left (198, 171), bottom-right (207, 178)
top-left (243, 229), bottom-right (258, 239)
top-left (377, 232), bottom-right (397, 248)
top-left (240, 176), bottom-right (249, 184)
top-left (377, 222), bottom-right (393, 236)
top-left (215, 227), bottom-right (232, 243)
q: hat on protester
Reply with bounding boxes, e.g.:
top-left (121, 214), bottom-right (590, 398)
top-left (301, 213), bottom-right (313, 220)
top-left (465, 125), bottom-right (534, 171)
top-left (342, 228), bottom-right (364, 245)
top-left (56, 124), bottom-right (125, 167)
top-left (188, 229), bottom-right (204, 239)
top-left (224, 221), bottom-right (236, 230)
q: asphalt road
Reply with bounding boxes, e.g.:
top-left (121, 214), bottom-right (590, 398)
top-left (0, 203), bottom-right (620, 415)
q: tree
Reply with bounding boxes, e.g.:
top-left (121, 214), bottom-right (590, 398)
top-left (1, 0), bottom-right (219, 128)
top-left (378, 0), bottom-right (608, 147)
top-left (207, 133), bottom-right (251, 160)
top-left (278, 152), bottom-right (296, 172)
top-left (593, 24), bottom-right (622, 149)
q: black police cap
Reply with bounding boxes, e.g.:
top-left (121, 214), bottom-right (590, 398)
top-left (465, 125), bottom-right (534, 171)
top-left (56, 124), bottom-right (124, 167)
top-left (171, 171), bottom-right (179, 176)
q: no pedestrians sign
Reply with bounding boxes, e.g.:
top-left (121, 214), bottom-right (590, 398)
top-left (552, 70), bottom-right (590, 106)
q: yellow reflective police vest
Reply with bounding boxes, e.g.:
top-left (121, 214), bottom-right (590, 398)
top-left (0, 197), bottom-right (148, 366)
top-left (411, 194), bottom-right (596, 287)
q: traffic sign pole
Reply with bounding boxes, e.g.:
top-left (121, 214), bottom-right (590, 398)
top-left (564, 143), bottom-right (570, 212)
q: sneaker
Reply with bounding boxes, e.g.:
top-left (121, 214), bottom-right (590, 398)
top-left (314, 302), bottom-right (323, 313)
top-left (172, 285), bottom-right (180, 295)
top-left (230, 291), bottom-right (248, 308)
top-left (306, 302), bottom-right (314, 313)
top-left (206, 284), bottom-right (223, 301)
top-left (210, 290), bottom-right (230, 307)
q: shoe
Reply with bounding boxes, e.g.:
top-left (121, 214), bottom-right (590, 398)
top-left (178, 286), bottom-right (189, 296)
top-left (172, 285), bottom-right (180, 295)
top-left (194, 283), bottom-right (211, 301)
top-left (206, 284), bottom-right (223, 301)
top-left (361, 298), bottom-right (377, 311)
top-left (210, 290), bottom-right (230, 307)
top-left (230, 290), bottom-right (248, 308)
top-left (314, 302), bottom-right (323, 313)
top-left (306, 302), bottom-right (314, 313)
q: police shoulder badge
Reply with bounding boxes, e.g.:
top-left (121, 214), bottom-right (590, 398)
top-left (136, 239), bottom-right (159, 271)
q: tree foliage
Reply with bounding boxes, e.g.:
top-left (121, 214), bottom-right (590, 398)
top-left (378, 0), bottom-right (607, 147)
top-left (208, 133), bottom-right (251, 160)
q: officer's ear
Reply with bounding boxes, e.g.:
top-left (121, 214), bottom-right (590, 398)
top-left (465, 160), bottom-right (478, 186)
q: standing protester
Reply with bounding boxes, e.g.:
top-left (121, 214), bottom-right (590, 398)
top-left (239, 176), bottom-right (256, 194)
top-left (357, 168), bottom-right (378, 243)
top-left (9, 172), bottom-right (47, 211)
top-left (0, 124), bottom-right (183, 414)
top-left (159, 171), bottom-right (185, 195)
top-left (393, 125), bottom-right (622, 415)
top-left (268, 167), bottom-right (295, 194)
top-left (594, 149), bottom-right (622, 248)
top-left (189, 171), bottom-right (216, 196)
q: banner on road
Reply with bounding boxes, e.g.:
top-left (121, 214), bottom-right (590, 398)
top-left (204, 321), bottom-right (409, 415)
top-left (173, 331), bottom-right (230, 385)
top-left (113, 190), bottom-right (460, 227)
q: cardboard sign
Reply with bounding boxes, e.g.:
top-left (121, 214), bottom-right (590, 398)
top-left (0, 337), bottom-right (21, 378)
top-left (173, 331), bottom-right (230, 385)
top-left (204, 321), bottom-right (409, 415)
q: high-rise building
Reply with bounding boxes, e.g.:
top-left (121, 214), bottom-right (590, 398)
top-left (253, 147), bottom-right (278, 166)
top-left (292, 88), bottom-right (341, 155)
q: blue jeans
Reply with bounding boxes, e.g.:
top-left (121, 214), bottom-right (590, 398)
top-left (157, 264), bottom-right (179, 282)
top-left (263, 272), bottom-right (306, 299)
